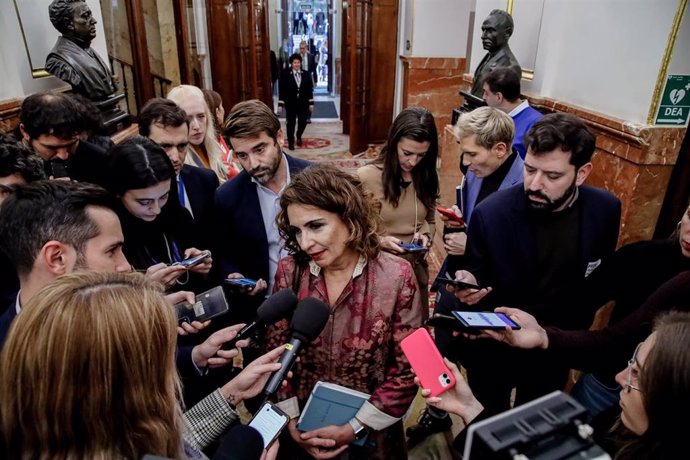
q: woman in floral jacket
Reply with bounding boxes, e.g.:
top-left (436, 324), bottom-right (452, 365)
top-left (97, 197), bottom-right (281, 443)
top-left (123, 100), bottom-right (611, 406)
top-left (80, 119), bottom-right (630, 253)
top-left (265, 164), bottom-right (423, 459)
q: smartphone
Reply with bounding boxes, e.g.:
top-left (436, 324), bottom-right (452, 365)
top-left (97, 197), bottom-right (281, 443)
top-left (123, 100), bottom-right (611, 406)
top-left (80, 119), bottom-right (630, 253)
top-left (401, 328), bottom-right (456, 397)
top-left (175, 286), bottom-right (230, 324)
top-left (437, 206), bottom-right (465, 226)
top-left (436, 276), bottom-right (482, 290)
top-left (399, 243), bottom-right (428, 253)
top-left (44, 159), bottom-right (71, 179)
top-left (425, 313), bottom-right (465, 331)
top-left (171, 250), bottom-right (211, 269)
top-left (451, 310), bottom-right (521, 331)
top-left (224, 277), bottom-right (258, 287)
top-left (248, 402), bottom-right (290, 448)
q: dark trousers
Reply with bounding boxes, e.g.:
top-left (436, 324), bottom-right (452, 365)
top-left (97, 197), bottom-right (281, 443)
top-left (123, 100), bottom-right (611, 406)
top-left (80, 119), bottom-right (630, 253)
top-left (285, 104), bottom-right (308, 146)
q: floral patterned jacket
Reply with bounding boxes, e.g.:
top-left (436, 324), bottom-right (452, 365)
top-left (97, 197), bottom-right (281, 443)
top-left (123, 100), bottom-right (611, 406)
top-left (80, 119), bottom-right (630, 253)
top-left (266, 251), bottom-right (423, 431)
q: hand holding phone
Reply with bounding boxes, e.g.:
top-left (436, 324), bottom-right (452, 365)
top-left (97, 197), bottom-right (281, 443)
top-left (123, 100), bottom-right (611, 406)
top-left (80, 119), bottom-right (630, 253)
top-left (224, 277), bottom-right (258, 287)
top-left (248, 402), bottom-right (290, 448)
top-left (451, 310), bottom-right (521, 331)
top-left (436, 276), bottom-right (481, 290)
top-left (171, 250), bottom-right (211, 269)
top-left (399, 242), bottom-right (428, 253)
top-left (437, 206), bottom-right (465, 226)
top-left (175, 286), bottom-right (230, 324)
top-left (401, 328), bottom-right (456, 397)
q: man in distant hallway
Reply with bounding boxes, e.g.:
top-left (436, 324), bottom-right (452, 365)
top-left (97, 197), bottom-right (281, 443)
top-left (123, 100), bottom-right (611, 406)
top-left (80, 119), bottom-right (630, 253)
top-left (299, 40), bottom-right (318, 123)
top-left (470, 9), bottom-right (521, 97)
top-left (483, 67), bottom-right (543, 159)
top-left (279, 54), bottom-right (314, 150)
top-left (138, 98), bottom-right (219, 233)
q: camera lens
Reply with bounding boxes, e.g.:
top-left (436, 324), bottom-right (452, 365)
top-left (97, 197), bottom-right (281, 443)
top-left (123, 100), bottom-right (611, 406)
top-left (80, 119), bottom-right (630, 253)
top-left (442, 373), bottom-right (448, 378)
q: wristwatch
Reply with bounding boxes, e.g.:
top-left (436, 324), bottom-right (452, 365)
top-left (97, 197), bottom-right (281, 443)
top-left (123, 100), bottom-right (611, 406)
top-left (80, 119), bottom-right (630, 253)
top-left (348, 417), bottom-right (368, 440)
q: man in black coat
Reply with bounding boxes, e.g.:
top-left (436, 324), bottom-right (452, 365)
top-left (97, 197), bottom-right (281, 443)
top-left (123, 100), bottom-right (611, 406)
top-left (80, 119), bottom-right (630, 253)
top-left (278, 53), bottom-right (314, 150)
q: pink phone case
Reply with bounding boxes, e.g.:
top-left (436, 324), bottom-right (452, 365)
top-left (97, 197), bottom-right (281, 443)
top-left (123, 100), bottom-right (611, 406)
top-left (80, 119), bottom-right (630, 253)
top-left (401, 328), bottom-right (456, 397)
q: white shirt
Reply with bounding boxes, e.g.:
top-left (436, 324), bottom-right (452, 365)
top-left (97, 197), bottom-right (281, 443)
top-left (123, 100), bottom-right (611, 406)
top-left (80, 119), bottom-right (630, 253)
top-left (15, 294), bottom-right (21, 315)
top-left (251, 154), bottom-right (291, 295)
top-left (508, 99), bottom-right (531, 117)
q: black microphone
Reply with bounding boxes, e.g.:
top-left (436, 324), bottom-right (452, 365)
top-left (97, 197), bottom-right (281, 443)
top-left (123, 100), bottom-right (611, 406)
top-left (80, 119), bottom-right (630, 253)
top-left (262, 297), bottom-right (330, 397)
top-left (222, 288), bottom-right (298, 350)
top-left (211, 425), bottom-right (264, 460)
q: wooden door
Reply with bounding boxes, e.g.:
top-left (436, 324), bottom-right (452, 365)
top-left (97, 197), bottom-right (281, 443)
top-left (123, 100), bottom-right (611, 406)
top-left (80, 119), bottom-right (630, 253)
top-left (343, 0), bottom-right (398, 154)
top-left (207, 0), bottom-right (273, 110)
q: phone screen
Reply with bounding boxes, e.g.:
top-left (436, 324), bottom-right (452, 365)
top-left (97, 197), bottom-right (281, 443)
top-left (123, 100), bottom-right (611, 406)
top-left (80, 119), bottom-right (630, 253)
top-left (248, 402), bottom-right (289, 448)
top-left (452, 311), bottom-right (520, 329)
top-left (173, 251), bottom-right (210, 268)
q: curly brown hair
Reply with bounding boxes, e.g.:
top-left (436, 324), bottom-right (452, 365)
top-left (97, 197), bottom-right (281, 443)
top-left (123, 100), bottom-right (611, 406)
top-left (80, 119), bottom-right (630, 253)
top-left (277, 164), bottom-right (382, 265)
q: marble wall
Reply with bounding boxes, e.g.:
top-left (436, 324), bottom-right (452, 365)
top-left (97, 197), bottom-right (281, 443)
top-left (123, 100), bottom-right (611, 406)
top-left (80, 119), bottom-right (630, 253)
top-left (400, 57), bottom-right (466, 134)
top-left (450, 75), bottom-right (688, 246)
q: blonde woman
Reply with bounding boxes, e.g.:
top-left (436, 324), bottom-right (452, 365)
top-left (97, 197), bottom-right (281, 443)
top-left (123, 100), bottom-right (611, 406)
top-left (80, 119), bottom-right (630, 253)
top-left (168, 84), bottom-right (228, 182)
top-left (0, 272), bottom-right (283, 459)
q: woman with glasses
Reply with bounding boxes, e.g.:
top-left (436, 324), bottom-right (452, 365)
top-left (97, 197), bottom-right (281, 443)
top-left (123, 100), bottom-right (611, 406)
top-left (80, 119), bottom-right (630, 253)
top-left (417, 311), bottom-right (690, 458)
top-left (102, 136), bottom-right (212, 290)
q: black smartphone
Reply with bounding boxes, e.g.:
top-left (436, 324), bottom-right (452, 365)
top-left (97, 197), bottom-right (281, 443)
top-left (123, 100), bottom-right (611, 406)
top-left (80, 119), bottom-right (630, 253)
top-left (425, 313), bottom-right (465, 331)
top-left (248, 402), bottom-right (290, 448)
top-left (399, 243), bottom-right (428, 253)
top-left (224, 277), bottom-right (258, 287)
top-left (171, 251), bottom-right (211, 269)
top-left (175, 286), bottom-right (230, 324)
top-left (436, 276), bottom-right (482, 290)
top-left (44, 159), bottom-right (71, 179)
top-left (451, 310), bottom-right (521, 330)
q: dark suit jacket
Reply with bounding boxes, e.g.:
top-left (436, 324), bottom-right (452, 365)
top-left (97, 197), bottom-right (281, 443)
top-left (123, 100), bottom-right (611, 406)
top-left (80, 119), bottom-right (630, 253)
top-left (180, 164), bottom-right (219, 232)
top-left (278, 70), bottom-right (314, 112)
top-left (465, 184), bottom-right (621, 330)
top-left (213, 154), bottom-right (310, 319)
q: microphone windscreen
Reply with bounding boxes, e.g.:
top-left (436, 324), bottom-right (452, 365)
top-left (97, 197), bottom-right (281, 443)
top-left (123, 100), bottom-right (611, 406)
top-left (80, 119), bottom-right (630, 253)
top-left (290, 297), bottom-right (330, 342)
top-left (212, 425), bottom-right (264, 460)
top-left (256, 288), bottom-right (298, 323)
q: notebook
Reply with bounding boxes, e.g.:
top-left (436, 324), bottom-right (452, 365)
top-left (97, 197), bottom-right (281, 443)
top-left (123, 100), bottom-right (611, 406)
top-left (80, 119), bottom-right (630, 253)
top-left (297, 381), bottom-right (370, 446)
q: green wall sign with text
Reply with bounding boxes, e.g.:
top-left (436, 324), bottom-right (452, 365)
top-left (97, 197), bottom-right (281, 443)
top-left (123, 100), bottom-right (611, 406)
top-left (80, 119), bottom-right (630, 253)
top-left (655, 75), bottom-right (690, 126)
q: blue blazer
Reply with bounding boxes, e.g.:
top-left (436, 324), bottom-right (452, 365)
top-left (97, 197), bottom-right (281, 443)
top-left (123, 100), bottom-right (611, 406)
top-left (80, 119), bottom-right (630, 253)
top-left (435, 154), bottom-right (524, 285)
top-left (213, 154), bottom-right (310, 288)
top-left (465, 184), bottom-right (621, 329)
top-left (460, 153), bottom-right (524, 227)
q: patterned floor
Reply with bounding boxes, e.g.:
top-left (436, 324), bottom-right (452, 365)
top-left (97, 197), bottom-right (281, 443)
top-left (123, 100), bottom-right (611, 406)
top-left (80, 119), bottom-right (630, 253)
top-left (280, 120), bottom-right (351, 160)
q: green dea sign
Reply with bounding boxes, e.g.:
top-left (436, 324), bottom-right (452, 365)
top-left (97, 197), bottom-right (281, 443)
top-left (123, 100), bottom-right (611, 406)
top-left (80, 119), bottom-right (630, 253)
top-left (655, 75), bottom-right (690, 126)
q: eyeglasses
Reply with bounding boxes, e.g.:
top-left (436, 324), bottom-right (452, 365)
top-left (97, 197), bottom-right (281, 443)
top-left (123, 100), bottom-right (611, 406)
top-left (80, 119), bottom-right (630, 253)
top-left (625, 342), bottom-right (643, 393)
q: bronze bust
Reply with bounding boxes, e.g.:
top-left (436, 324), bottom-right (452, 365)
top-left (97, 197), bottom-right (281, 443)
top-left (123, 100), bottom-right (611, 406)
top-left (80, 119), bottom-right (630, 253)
top-left (45, 0), bottom-right (116, 101)
top-left (470, 9), bottom-right (521, 97)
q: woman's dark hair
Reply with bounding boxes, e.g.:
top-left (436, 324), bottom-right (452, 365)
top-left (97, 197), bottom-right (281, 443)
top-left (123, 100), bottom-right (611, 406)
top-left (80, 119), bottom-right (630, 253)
top-left (104, 136), bottom-right (175, 196)
top-left (376, 107), bottom-right (439, 210)
top-left (277, 164), bottom-right (381, 265)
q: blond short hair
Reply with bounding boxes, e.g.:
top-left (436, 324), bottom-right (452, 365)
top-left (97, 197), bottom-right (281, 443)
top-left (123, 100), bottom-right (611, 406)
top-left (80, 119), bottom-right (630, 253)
top-left (454, 106), bottom-right (515, 149)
